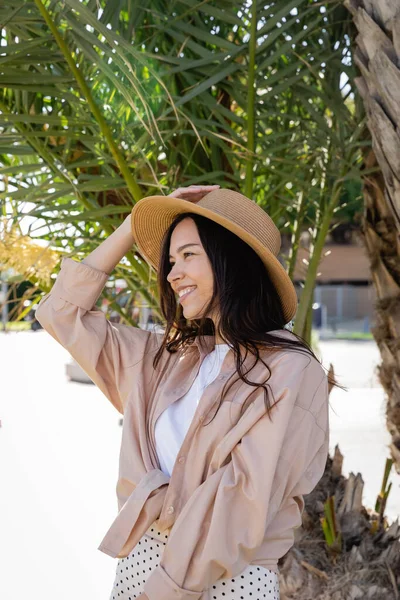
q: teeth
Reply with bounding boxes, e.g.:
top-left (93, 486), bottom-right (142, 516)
top-left (178, 286), bottom-right (196, 298)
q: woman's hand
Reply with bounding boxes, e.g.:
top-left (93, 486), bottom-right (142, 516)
top-left (167, 184), bottom-right (220, 203)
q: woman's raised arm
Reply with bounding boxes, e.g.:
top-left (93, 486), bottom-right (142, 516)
top-left (35, 215), bottom-right (158, 414)
top-left (81, 214), bottom-right (135, 275)
top-left (81, 184), bottom-right (220, 273)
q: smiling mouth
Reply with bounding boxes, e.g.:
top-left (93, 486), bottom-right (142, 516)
top-left (178, 287), bottom-right (196, 303)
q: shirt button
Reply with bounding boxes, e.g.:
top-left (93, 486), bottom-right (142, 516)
top-left (199, 414), bottom-right (205, 422)
top-left (178, 456), bottom-right (185, 464)
top-left (167, 505), bottom-right (175, 514)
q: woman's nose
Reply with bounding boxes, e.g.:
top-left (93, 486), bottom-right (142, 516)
top-left (167, 262), bottom-right (183, 283)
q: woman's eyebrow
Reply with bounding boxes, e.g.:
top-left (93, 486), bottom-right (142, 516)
top-left (169, 243), bottom-right (200, 259)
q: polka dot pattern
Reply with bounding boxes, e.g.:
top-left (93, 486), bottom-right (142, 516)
top-left (109, 523), bottom-right (280, 599)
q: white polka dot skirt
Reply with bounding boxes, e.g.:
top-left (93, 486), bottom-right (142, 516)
top-left (109, 522), bottom-right (280, 600)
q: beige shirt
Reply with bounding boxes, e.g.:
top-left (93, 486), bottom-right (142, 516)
top-left (36, 257), bottom-right (330, 600)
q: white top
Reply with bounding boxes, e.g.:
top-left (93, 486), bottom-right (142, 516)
top-left (155, 343), bottom-right (231, 477)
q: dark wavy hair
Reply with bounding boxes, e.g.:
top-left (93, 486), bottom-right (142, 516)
top-left (152, 212), bottom-right (344, 424)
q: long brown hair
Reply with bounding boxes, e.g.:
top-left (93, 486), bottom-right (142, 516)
top-left (152, 212), bottom-right (344, 423)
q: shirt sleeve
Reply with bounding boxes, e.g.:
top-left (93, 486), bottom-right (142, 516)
top-left (35, 256), bottom-right (159, 414)
top-left (143, 359), bottom-right (329, 600)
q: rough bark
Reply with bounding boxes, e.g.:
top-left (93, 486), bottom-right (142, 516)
top-left (279, 446), bottom-right (400, 599)
top-left (344, 0), bottom-right (400, 473)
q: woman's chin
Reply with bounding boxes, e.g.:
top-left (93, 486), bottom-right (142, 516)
top-left (183, 308), bottom-right (199, 320)
top-left (182, 305), bottom-right (204, 321)
top-left (181, 299), bottom-right (213, 322)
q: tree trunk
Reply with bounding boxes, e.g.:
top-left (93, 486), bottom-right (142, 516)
top-left (279, 446), bottom-right (400, 599)
top-left (344, 0), bottom-right (400, 473)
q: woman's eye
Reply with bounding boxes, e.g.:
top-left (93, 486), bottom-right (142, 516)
top-left (169, 252), bottom-right (194, 266)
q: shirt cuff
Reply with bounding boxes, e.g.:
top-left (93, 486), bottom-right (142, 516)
top-left (143, 565), bottom-right (202, 600)
top-left (51, 257), bottom-right (109, 311)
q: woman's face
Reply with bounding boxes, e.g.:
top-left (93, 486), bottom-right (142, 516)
top-left (167, 217), bottom-right (216, 321)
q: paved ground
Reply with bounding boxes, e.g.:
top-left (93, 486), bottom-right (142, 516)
top-left (0, 331), bottom-right (398, 600)
top-left (313, 336), bottom-right (399, 519)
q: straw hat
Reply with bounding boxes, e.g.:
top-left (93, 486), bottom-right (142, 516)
top-left (130, 188), bottom-right (298, 323)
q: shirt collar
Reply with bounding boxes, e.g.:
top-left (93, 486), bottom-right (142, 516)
top-left (185, 328), bottom-right (292, 361)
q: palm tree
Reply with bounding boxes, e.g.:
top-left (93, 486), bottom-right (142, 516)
top-left (343, 0), bottom-right (400, 475)
top-left (0, 0), bottom-right (365, 343)
top-left (277, 5), bottom-right (400, 597)
top-left (3, 2), bottom-right (398, 597)
top-left (279, 449), bottom-right (400, 600)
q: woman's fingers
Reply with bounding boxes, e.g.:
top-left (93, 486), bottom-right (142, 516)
top-left (168, 185), bottom-right (220, 196)
top-left (167, 184), bottom-right (220, 202)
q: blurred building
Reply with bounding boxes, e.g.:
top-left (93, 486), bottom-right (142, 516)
top-left (282, 225), bottom-right (375, 331)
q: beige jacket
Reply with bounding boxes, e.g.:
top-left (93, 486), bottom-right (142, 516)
top-left (36, 257), bottom-right (330, 600)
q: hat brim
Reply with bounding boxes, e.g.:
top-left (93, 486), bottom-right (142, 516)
top-left (131, 195), bottom-right (298, 323)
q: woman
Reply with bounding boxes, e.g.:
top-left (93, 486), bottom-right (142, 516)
top-left (36, 185), bottom-right (335, 600)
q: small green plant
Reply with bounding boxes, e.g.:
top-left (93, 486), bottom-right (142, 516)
top-left (372, 457), bottom-right (393, 531)
top-left (321, 495), bottom-right (342, 552)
